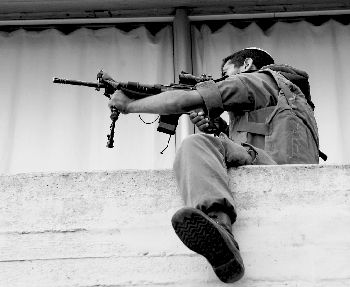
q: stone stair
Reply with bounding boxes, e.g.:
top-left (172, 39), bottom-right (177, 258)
top-left (0, 165), bottom-right (349, 286)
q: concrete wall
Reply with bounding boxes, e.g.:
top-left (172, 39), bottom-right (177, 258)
top-left (1, 165), bottom-right (350, 286)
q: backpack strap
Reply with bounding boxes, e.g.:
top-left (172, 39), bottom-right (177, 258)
top-left (318, 150), bottom-right (328, 161)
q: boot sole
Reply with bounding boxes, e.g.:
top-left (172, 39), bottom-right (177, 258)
top-left (171, 207), bottom-right (244, 283)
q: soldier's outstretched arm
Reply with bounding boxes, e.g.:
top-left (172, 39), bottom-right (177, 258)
top-left (108, 89), bottom-right (204, 115)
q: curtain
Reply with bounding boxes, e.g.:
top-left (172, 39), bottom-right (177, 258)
top-left (0, 26), bottom-right (175, 174)
top-left (1, 19), bottom-right (349, 174)
top-left (192, 19), bottom-right (350, 164)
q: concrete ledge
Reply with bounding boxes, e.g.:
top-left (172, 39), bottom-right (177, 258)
top-left (0, 165), bottom-right (350, 286)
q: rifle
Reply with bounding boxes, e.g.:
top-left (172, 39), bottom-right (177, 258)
top-left (53, 71), bottom-right (215, 148)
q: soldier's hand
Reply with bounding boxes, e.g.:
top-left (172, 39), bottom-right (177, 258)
top-left (189, 110), bottom-right (218, 134)
top-left (108, 90), bottom-right (134, 114)
top-left (189, 110), bottom-right (209, 131)
top-left (219, 133), bottom-right (254, 167)
top-left (99, 71), bottom-right (116, 83)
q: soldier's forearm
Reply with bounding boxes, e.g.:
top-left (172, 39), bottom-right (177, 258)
top-left (127, 90), bottom-right (204, 115)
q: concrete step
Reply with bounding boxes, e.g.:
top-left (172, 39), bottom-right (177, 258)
top-left (0, 165), bottom-right (350, 287)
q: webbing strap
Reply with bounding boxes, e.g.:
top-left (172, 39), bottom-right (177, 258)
top-left (236, 107), bottom-right (275, 135)
top-left (236, 117), bottom-right (268, 135)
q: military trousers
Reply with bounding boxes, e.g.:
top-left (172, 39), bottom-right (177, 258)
top-left (173, 133), bottom-right (276, 224)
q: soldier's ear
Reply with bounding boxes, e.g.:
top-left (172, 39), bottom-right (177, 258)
top-left (242, 58), bottom-right (254, 72)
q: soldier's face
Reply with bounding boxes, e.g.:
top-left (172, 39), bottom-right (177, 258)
top-left (222, 58), bottom-right (256, 76)
top-left (222, 60), bottom-right (242, 77)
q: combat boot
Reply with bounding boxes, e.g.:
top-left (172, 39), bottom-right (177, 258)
top-left (171, 207), bottom-right (245, 283)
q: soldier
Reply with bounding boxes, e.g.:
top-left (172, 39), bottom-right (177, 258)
top-left (108, 47), bottom-right (320, 283)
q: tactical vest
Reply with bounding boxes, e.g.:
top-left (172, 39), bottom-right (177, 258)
top-left (230, 69), bottom-right (320, 164)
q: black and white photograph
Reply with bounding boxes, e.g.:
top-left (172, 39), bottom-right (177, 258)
top-left (0, 1), bottom-right (349, 286)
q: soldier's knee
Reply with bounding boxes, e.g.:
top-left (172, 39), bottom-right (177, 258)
top-left (178, 134), bottom-right (217, 156)
top-left (181, 134), bottom-right (205, 148)
top-left (173, 134), bottom-right (208, 170)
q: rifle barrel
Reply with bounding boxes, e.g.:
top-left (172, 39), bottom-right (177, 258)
top-left (53, 77), bottom-right (103, 88)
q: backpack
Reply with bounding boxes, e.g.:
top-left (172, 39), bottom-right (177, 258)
top-left (235, 68), bottom-right (324, 164)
